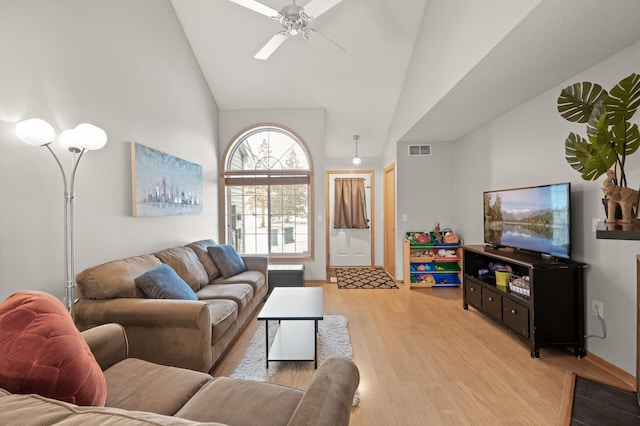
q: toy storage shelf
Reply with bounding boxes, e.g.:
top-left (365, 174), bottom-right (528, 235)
top-left (403, 232), bottom-right (462, 288)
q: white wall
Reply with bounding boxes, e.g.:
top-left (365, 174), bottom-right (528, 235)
top-left (395, 141), bottom-right (456, 280)
top-left (219, 108), bottom-right (326, 280)
top-left (0, 0), bottom-right (219, 303)
top-left (385, 0), bottom-right (539, 149)
top-left (453, 40), bottom-right (640, 374)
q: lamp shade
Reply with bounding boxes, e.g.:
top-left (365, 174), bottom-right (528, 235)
top-left (15, 118), bottom-right (55, 146)
top-left (74, 123), bottom-right (107, 151)
top-left (59, 129), bottom-right (80, 153)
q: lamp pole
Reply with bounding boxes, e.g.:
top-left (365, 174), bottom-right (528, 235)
top-left (16, 119), bottom-right (106, 317)
top-left (44, 144), bottom-right (86, 315)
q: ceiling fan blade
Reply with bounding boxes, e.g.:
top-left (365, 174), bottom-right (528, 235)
top-left (302, 0), bottom-right (344, 19)
top-left (254, 32), bottom-right (288, 60)
top-left (228, 0), bottom-right (278, 17)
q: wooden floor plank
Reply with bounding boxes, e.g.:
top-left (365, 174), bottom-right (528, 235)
top-left (212, 282), bottom-right (633, 425)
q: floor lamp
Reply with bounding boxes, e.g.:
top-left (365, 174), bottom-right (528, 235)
top-left (15, 118), bottom-right (107, 317)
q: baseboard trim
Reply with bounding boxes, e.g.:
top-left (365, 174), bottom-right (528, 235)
top-left (584, 350), bottom-right (636, 391)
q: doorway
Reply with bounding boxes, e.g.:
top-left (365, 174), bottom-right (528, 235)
top-left (383, 164), bottom-right (396, 279)
top-left (326, 170), bottom-right (374, 268)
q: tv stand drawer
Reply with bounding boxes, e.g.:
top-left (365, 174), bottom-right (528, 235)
top-left (503, 298), bottom-right (529, 337)
top-left (482, 288), bottom-right (502, 321)
top-left (464, 276), bottom-right (482, 308)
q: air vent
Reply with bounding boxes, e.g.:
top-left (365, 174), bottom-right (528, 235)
top-left (408, 144), bottom-right (431, 156)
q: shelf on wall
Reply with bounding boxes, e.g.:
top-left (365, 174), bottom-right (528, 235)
top-left (596, 222), bottom-right (640, 241)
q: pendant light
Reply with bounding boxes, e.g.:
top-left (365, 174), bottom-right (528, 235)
top-left (352, 135), bottom-right (361, 165)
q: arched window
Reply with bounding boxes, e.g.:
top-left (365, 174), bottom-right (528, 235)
top-left (223, 124), bottom-right (313, 258)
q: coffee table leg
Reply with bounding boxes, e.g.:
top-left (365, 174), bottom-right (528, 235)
top-left (314, 319), bottom-right (318, 369)
top-left (265, 320), bottom-right (269, 369)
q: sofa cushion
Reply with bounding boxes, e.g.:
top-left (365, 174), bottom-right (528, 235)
top-left (135, 264), bottom-right (198, 301)
top-left (77, 254), bottom-right (162, 299)
top-left (103, 358), bottom-right (212, 416)
top-left (154, 246), bottom-right (209, 292)
top-left (186, 239), bottom-right (221, 282)
top-left (196, 284), bottom-right (253, 312)
top-left (0, 389), bottom-right (223, 425)
top-left (176, 377), bottom-right (303, 426)
top-left (212, 270), bottom-right (267, 294)
top-left (207, 245), bottom-right (248, 278)
top-left (0, 291), bottom-right (107, 407)
top-left (205, 300), bottom-right (238, 343)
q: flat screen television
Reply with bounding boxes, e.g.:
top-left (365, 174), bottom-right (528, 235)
top-left (483, 182), bottom-right (571, 259)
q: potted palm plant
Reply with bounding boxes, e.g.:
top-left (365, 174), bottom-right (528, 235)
top-left (557, 72), bottom-right (640, 222)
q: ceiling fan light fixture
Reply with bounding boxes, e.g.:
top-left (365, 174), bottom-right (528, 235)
top-left (232, 0), bottom-right (345, 60)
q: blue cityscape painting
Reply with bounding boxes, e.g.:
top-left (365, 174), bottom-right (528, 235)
top-left (131, 142), bottom-right (203, 217)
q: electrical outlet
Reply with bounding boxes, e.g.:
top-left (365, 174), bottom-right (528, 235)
top-left (592, 300), bottom-right (604, 318)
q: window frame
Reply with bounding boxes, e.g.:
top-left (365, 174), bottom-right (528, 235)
top-left (221, 123), bottom-right (314, 260)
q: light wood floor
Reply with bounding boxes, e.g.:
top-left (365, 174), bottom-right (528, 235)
top-left (212, 282), bottom-right (634, 425)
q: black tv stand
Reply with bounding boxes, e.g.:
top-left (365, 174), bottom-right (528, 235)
top-left (463, 245), bottom-right (586, 358)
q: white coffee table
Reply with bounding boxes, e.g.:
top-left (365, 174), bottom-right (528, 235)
top-left (257, 287), bottom-right (324, 368)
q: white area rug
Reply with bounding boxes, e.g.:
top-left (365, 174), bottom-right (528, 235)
top-left (231, 315), bottom-right (359, 406)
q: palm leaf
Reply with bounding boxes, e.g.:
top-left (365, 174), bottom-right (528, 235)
top-left (610, 121), bottom-right (640, 155)
top-left (589, 113), bottom-right (611, 149)
top-left (557, 82), bottom-right (607, 123)
top-left (586, 100), bottom-right (605, 138)
top-left (565, 132), bottom-right (610, 180)
top-left (582, 155), bottom-right (612, 181)
top-left (588, 117), bottom-right (618, 170)
top-left (605, 73), bottom-right (640, 123)
top-left (565, 132), bottom-right (591, 171)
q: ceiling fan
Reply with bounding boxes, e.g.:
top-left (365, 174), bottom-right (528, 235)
top-left (229, 0), bottom-right (345, 60)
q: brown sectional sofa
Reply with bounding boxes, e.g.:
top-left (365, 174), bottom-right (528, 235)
top-left (74, 239), bottom-right (268, 373)
top-left (0, 323), bottom-right (360, 425)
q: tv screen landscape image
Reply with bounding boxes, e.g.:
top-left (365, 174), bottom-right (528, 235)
top-left (483, 183), bottom-right (571, 259)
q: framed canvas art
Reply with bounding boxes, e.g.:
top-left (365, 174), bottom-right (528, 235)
top-left (131, 142), bottom-right (203, 217)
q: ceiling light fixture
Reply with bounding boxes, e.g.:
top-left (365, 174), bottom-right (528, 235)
top-left (352, 134), bottom-right (361, 165)
top-left (229, 0), bottom-right (345, 60)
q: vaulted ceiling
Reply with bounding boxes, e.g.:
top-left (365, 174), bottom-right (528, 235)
top-left (170, 0), bottom-right (640, 160)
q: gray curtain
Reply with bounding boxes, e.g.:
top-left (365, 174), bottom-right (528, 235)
top-left (334, 178), bottom-right (369, 229)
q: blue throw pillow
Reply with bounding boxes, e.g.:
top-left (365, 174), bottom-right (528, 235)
top-left (207, 245), bottom-right (248, 278)
top-left (135, 264), bottom-right (198, 300)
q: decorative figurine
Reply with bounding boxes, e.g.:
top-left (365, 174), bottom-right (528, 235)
top-left (602, 169), bottom-right (639, 223)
